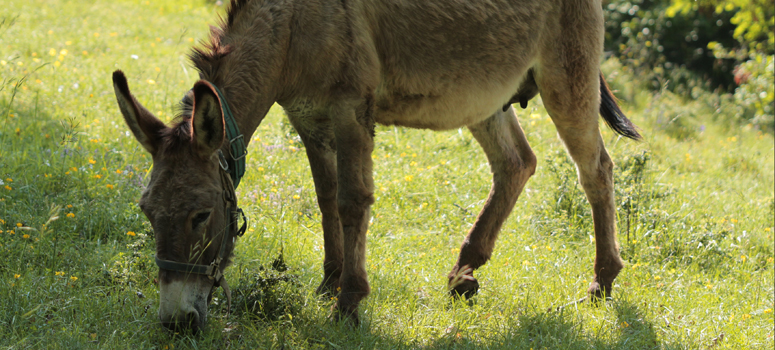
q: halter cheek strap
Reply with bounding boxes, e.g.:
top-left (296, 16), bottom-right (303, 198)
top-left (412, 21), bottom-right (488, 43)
top-left (206, 81), bottom-right (246, 188)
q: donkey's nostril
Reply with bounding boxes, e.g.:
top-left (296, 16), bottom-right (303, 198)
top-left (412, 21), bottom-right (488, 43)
top-left (186, 310), bottom-right (200, 327)
top-left (160, 309), bottom-right (200, 333)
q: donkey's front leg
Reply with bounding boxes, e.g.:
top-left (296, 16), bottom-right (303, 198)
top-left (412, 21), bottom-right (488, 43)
top-left (449, 107), bottom-right (536, 298)
top-left (330, 100), bottom-right (375, 324)
top-left (289, 115), bottom-right (344, 296)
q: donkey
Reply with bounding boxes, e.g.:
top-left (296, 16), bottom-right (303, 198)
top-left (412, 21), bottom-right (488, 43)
top-left (113, 0), bottom-right (640, 331)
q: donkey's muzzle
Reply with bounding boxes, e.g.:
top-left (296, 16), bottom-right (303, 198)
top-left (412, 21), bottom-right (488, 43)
top-left (160, 308), bottom-right (202, 334)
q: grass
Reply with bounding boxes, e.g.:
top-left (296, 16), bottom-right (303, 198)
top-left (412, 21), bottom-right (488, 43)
top-left (1, 0), bottom-right (773, 349)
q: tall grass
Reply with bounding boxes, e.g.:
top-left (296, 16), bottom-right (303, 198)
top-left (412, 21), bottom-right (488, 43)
top-left (1, 0), bottom-right (773, 349)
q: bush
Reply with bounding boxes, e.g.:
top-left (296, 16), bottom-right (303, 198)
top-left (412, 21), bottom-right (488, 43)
top-left (604, 0), bottom-right (774, 131)
top-left (733, 53), bottom-right (774, 130)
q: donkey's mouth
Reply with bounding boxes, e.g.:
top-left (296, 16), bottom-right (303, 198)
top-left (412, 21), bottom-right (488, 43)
top-left (160, 300), bottom-right (208, 334)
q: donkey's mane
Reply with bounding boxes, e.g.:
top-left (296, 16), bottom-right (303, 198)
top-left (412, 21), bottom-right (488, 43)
top-left (188, 0), bottom-right (250, 79)
top-left (165, 0), bottom-right (251, 152)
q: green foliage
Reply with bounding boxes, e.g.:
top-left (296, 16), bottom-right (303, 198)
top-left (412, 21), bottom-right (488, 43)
top-left (604, 0), bottom-right (774, 130)
top-left (732, 53), bottom-right (775, 129)
top-left (604, 0), bottom-right (740, 93)
top-left (668, 0), bottom-right (775, 51)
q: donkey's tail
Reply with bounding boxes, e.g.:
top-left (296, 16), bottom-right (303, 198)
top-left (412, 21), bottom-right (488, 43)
top-left (599, 72), bottom-right (641, 140)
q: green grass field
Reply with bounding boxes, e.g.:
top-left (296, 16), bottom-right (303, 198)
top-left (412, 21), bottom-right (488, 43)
top-left (1, 0), bottom-right (773, 349)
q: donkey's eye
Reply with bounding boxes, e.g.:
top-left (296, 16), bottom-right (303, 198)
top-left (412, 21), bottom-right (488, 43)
top-left (192, 211), bottom-right (211, 228)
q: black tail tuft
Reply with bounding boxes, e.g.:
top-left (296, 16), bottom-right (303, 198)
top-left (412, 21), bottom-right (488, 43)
top-left (599, 73), bottom-right (642, 140)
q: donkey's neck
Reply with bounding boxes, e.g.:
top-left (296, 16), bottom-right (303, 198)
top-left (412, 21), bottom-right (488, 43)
top-left (193, 0), bottom-right (293, 145)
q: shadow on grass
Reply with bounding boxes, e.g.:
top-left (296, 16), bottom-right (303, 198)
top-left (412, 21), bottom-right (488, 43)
top-left (193, 295), bottom-right (690, 350)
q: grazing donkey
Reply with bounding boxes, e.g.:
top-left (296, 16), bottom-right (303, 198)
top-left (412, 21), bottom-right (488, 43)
top-left (113, 0), bottom-right (641, 331)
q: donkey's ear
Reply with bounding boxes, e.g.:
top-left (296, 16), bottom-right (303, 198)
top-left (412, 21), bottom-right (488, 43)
top-left (112, 70), bottom-right (166, 155)
top-left (190, 81), bottom-right (225, 158)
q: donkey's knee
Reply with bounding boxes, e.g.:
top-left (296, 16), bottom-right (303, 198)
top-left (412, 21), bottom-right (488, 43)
top-left (337, 190), bottom-right (374, 223)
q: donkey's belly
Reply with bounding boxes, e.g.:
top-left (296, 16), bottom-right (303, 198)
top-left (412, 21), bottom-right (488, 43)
top-left (373, 77), bottom-right (524, 130)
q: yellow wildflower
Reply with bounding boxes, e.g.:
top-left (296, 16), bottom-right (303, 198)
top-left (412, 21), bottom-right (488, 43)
top-left (70, 276), bottom-right (78, 282)
top-left (106, 184), bottom-right (114, 189)
top-left (55, 271), bottom-right (65, 276)
top-left (14, 274), bottom-right (20, 279)
top-left (66, 213), bottom-right (75, 218)
top-left (127, 231), bottom-right (136, 236)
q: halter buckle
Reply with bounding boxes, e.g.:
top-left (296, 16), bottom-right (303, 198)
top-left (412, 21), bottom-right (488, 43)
top-left (229, 134), bottom-right (248, 161)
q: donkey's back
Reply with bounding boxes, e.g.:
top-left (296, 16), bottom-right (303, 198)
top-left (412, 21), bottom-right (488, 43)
top-left (350, 0), bottom-right (577, 130)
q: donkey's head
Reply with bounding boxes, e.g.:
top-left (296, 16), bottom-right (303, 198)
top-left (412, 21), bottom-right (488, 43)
top-left (112, 70), bottom-right (241, 333)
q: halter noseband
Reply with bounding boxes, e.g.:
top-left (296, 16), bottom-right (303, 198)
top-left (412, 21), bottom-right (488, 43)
top-left (154, 81), bottom-right (248, 311)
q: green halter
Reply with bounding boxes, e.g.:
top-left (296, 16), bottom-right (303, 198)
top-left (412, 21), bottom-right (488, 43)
top-left (209, 82), bottom-right (247, 189)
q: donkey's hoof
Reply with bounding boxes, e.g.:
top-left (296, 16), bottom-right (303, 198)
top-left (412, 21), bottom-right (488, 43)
top-left (449, 278), bottom-right (479, 299)
top-left (587, 281), bottom-right (614, 303)
top-left (448, 265), bottom-right (479, 299)
top-left (330, 303), bottom-right (360, 326)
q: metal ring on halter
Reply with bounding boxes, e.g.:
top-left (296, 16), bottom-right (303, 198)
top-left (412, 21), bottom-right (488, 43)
top-left (217, 150), bottom-right (229, 172)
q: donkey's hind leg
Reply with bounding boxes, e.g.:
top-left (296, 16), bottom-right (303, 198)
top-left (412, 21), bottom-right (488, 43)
top-left (544, 104), bottom-right (623, 300)
top-left (536, 67), bottom-right (623, 301)
top-left (535, 2), bottom-right (624, 300)
top-left (448, 107), bottom-right (537, 298)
